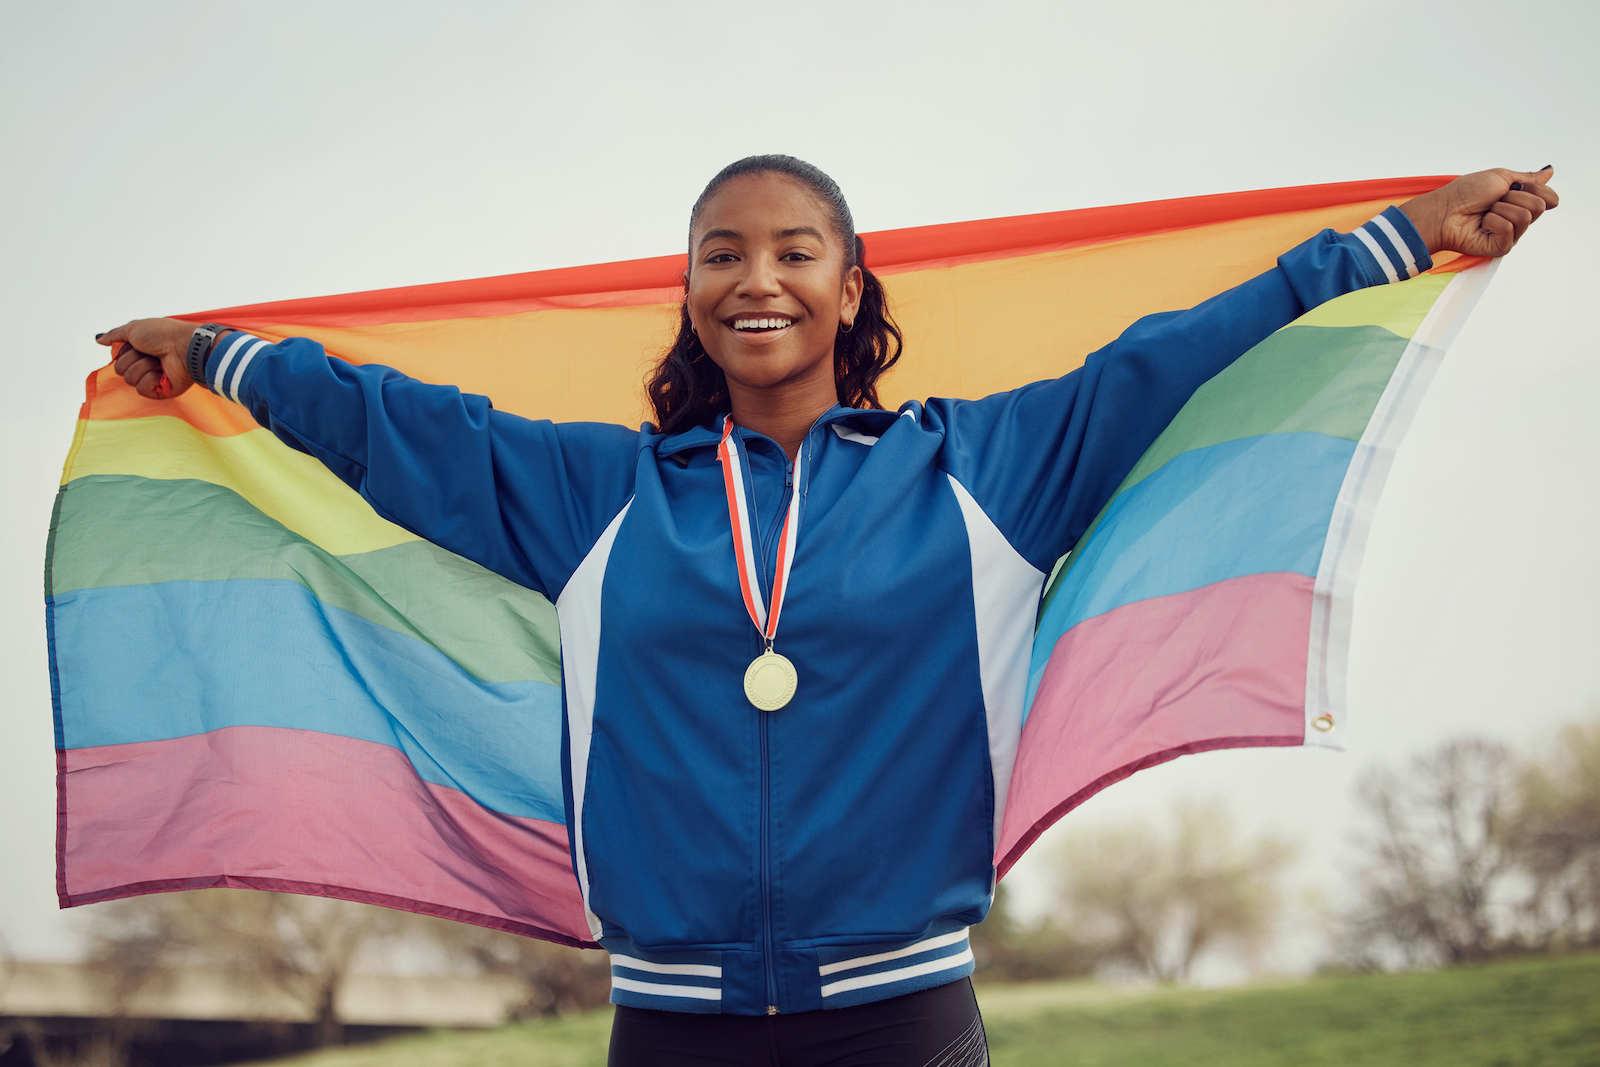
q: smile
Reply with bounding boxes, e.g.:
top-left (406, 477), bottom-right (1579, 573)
top-left (729, 316), bottom-right (795, 332)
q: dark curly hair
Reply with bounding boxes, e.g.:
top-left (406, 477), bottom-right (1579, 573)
top-left (645, 155), bottom-right (903, 436)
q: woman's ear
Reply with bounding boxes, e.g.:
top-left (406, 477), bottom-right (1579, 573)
top-left (840, 265), bottom-right (864, 324)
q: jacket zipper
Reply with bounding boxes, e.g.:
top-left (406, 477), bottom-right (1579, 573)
top-left (757, 456), bottom-right (793, 1014)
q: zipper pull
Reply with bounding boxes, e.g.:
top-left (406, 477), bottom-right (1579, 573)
top-left (785, 462), bottom-right (793, 488)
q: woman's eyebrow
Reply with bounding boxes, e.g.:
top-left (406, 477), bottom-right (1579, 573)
top-left (697, 226), bottom-right (825, 249)
top-left (697, 228), bottom-right (741, 248)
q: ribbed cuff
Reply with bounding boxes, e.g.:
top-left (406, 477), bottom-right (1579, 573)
top-left (1341, 205), bottom-right (1434, 286)
top-left (205, 332), bottom-right (270, 403)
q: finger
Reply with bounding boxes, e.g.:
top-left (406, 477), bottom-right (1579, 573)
top-left (1506, 164), bottom-right (1554, 186)
top-left (97, 322), bottom-right (134, 347)
top-left (117, 353), bottom-right (160, 385)
top-left (1479, 210), bottom-right (1516, 254)
top-left (130, 363), bottom-right (166, 397)
top-left (112, 344), bottom-right (151, 375)
top-left (1507, 166), bottom-right (1558, 206)
top-left (1499, 189), bottom-right (1547, 224)
top-left (1489, 200), bottom-right (1535, 241)
top-left (1525, 181), bottom-right (1559, 210)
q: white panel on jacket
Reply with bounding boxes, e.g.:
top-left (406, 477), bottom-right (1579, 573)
top-left (944, 475), bottom-right (1045, 849)
top-left (556, 498), bottom-right (634, 941)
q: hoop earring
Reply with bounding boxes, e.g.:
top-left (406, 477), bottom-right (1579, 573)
top-left (839, 321), bottom-right (854, 334)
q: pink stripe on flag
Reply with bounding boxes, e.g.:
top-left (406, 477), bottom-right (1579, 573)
top-left (996, 572), bottom-right (1312, 875)
top-left (58, 725), bottom-right (594, 946)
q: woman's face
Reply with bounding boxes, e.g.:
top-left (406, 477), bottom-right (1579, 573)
top-left (687, 173), bottom-right (863, 400)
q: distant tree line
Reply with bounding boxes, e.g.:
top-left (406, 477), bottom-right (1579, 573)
top-left (972, 799), bottom-right (1297, 985)
top-left (978, 710), bottom-right (1600, 983)
top-left (1334, 713), bottom-right (1600, 968)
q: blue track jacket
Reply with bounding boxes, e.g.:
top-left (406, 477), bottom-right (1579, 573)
top-left (203, 209), bottom-right (1429, 1014)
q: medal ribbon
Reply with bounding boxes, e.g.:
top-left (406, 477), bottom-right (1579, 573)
top-left (718, 418), bottom-right (802, 648)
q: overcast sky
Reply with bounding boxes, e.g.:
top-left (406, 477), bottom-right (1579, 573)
top-left (2, 1), bottom-right (1595, 969)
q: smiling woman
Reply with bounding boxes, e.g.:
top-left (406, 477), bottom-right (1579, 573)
top-left (89, 156), bottom-right (1557, 1067)
top-left (649, 155), bottom-right (899, 457)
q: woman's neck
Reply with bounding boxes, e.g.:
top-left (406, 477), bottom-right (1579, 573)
top-left (726, 377), bottom-right (837, 462)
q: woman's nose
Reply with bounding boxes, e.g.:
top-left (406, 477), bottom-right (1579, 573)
top-left (737, 257), bottom-right (782, 297)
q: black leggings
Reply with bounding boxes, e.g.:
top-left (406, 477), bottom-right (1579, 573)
top-left (607, 977), bottom-right (988, 1066)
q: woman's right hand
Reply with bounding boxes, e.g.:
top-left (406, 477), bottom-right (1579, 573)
top-left (96, 318), bottom-right (205, 399)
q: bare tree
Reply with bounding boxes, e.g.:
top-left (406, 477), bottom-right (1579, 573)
top-left (1515, 713), bottom-right (1600, 950)
top-left (1050, 801), bottom-right (1295, 983)
top-left (88, 889), bottom-right (401, 1048)
top-left (1340, 738), bottom-right (1522, 967)
top-left (410, 917), bottom-right (611, 1016)
top-left (969, 881), bottom-right (1092, 982)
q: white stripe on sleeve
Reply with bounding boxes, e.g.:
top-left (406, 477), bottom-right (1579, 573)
top-left (208, 333), bottom-right (253, 396)
top-left (226, 340), bottom-right (270, 404)
top-left (1371, 214), bottom-right (1419, 278)
top-left (1354, 226), bottom-right (1401, 284)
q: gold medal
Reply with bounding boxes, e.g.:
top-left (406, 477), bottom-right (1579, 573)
top-left (720, 418), bottom-right (806, 712)
top-left (744, 649), bottom-right (798, 711)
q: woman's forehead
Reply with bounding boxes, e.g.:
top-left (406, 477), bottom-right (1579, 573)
top-left (693, 173), bottom-right (837, 244)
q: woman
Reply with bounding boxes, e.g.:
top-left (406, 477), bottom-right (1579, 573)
top-left (98, 156), bottom-right (1556, 1066)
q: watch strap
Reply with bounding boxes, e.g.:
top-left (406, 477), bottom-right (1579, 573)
top-left (185, 323), bottom-right (230, 391)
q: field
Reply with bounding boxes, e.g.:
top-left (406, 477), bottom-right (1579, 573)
top-left (259, 952), bottom-right (1600, 1066)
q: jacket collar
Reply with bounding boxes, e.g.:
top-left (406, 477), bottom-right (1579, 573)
top-left (654, 406), bottom-right (904, 459)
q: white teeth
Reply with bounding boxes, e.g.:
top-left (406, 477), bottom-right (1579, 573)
top-left (732, 318), bottom-right (792, 331)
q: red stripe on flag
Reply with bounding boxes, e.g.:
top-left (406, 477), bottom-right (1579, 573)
top-left (176, 177), bottom-right (1455, 329)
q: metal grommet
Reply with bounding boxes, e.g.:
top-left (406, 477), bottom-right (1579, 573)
top-left (1311, 714), bottom-right (1336, 733)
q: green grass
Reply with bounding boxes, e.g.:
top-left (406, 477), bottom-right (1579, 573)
top-left (259, 1013), bottom-right (613, 1067)
top-left (259, 952), bottom-right (1600, 1066)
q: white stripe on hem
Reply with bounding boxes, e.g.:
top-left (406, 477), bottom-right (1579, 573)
top-left (609, 955), bottom-right (722, 978)
top-left (820, 948), bottom-right (975, 997)
top-left (1370, 214), bottom-right (1419, 278)
top-left (610, 975), bottom-right (722, 1000)
top-left (818, 929), bottom-right (970, 976)
top-left (1353, 226), bottom-right (1400, 284)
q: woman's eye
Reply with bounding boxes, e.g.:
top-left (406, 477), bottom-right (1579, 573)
top-left (706, 252), bottom-right (738, 264)
top-left (781, 251), bottom-right (815, 262)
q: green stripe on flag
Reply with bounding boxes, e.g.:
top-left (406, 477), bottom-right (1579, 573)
top-left (50, 474), bottom-right (561, 686)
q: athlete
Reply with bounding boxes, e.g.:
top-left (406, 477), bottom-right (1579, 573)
top-left (96, 157), bottom-right (1556, 1066)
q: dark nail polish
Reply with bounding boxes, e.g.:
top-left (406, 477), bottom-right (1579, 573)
top-left (1510, 182), bottom-right (1524, 191)
top-left (95, 332), bottom-right (105, 340)
top-left (1540, 164), bottom-right (1552, 171)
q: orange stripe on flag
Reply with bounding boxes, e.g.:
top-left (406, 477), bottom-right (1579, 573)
top-left (78, 178), bottom-right (1458, 433)
top-left (174, 177), bottom-right (1454, 328)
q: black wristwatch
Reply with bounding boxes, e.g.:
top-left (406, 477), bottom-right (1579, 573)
top-left (185, 323), bottom-right (231, 391)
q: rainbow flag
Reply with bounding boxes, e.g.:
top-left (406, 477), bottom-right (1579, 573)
top-left (47, 178), bottom-right (1492, 942)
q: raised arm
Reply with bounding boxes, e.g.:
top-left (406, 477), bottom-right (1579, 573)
top-left (931, 167), bottom-right (1559, 572)
top-left (95, 320), bottom-right (640, 597)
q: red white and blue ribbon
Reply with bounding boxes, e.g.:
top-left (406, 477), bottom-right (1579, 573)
top-left (718, 417), bottom-right (802, 646)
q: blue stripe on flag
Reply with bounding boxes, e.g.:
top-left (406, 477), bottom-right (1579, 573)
top-left (51, 578), bottom-right (566, 822)
top-left (1025, 431), bottom-right (1355, 715)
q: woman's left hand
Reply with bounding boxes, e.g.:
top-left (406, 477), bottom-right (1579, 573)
top-left (1401, 166), bottom-right (1559, 258)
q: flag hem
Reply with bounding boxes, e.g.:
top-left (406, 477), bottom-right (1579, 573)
top-left (1301, 260), bottom-right (1500, 749)
top-left (56, 872), bottom-right (600, 948)
top-left (994, 734), bottom-right (1301, 878)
